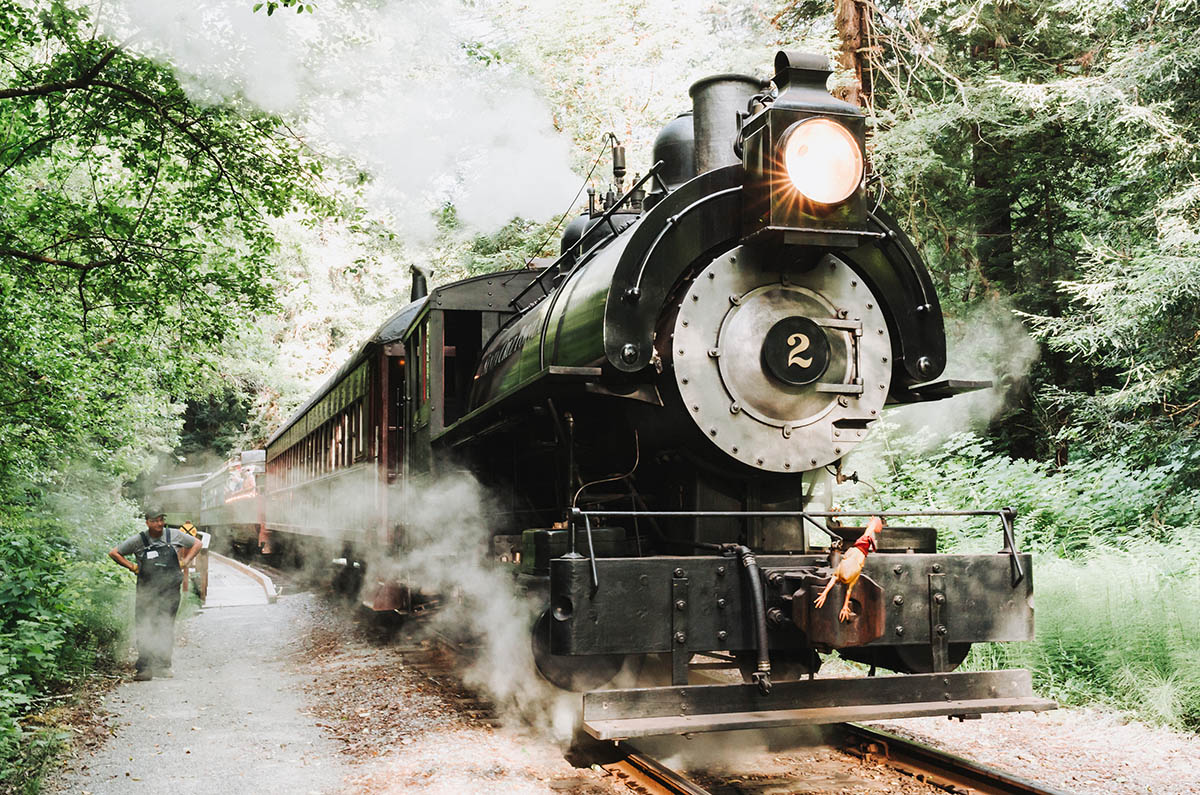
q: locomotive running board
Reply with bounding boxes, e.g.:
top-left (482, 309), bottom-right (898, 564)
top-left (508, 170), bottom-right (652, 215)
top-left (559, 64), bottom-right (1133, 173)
top-left (582, 669), bottom-right (1056, 740)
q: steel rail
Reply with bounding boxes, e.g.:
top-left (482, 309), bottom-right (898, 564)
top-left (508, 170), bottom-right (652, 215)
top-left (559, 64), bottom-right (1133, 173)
top-left (604, 742), bottom-right (713, 795)
top-left (839, 723), bottom-right (1072, 795)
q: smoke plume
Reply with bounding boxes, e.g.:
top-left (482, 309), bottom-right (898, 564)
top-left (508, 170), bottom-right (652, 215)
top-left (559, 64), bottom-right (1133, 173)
top-left (102, 0), bottom-right (580, 238)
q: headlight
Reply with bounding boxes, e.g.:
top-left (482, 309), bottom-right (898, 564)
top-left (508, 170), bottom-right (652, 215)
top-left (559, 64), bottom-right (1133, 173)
top-left (779, 118), bottom-right (864, 205)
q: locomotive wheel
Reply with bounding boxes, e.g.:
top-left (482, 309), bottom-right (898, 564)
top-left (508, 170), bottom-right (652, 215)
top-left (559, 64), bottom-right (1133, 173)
top-left (892, 642), bottom-right (972, 673)
top-left (531, 611), bottom-right (625, 691)
top-left (839, 643), bottom-right (971, 674)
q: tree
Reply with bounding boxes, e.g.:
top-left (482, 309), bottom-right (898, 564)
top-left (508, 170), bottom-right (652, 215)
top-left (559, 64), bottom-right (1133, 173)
top-left (0, 0), bottom-right (318, 485)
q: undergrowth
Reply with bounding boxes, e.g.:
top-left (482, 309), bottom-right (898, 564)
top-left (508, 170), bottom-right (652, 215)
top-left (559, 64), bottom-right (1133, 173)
top-left (0, 491), bottom-right (137, 794)
top-left (841, 426), bottom-right (1200, 733)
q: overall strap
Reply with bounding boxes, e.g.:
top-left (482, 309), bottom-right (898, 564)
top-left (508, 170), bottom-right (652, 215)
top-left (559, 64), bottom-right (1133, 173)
top-left (140, 531), bottom-right (149, 549)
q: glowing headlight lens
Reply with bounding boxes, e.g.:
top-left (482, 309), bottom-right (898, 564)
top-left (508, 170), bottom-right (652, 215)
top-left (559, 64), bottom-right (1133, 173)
top-left (780, 118), bottom-right (864, 205)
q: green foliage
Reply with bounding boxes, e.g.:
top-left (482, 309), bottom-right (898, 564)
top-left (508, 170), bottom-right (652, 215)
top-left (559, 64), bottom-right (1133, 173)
top-left (853, 426), bottom-right (1197, 554)
top-left (966, 545), bottom-right (1200, 731)
top-left (0, 2), bottom-right (320, 788)
top-left (252, 1), bottom-right (316, 14)
top-left (0, 0), bottom-right (318, 485)
top-left (0, 497), bottom-right (134, 789)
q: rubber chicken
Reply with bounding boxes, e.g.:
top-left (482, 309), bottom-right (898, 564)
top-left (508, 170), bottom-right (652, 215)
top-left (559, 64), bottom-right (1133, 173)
top-left (814, 516), bottom-right (883, 622)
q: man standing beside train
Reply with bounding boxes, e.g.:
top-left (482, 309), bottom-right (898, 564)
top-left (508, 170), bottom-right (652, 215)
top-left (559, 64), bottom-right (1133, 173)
top-left (108, 505), bottom-right (201, 681)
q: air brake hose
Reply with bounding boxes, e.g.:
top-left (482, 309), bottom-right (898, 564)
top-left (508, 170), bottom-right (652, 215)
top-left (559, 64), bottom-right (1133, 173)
top-left (726, 544), bottom-right (772, 695)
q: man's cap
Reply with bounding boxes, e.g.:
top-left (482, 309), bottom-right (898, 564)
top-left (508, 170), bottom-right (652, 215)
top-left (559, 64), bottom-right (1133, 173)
top-left (142, 502), bottom-right (166, 519)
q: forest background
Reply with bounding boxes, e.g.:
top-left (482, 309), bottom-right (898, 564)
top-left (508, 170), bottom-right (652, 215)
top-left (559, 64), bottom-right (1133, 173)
top-left (1, 0), bottom-right (1199, 789)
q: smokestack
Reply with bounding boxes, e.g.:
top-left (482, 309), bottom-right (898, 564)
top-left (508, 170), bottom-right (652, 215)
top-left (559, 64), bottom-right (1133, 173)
top-left (689, 74), bottom-right (763, 175)
top-left (410, 266), bottom-right (428, 301)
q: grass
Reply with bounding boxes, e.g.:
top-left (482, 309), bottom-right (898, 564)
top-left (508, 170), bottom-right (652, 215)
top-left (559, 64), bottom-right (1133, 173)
top-left (963, 537), bottom-right (1200, 731)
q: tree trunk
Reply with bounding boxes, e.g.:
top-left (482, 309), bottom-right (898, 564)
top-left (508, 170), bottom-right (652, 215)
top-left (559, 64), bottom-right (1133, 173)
top-left (834, 0), bottom-right (871, 109)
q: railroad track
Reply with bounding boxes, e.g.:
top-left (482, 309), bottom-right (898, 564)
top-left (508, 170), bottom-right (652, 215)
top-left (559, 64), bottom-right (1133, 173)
top-left (308, 593), bottom-right (1066, 795)
top-left (837, 722), bottom-right (1072, 795)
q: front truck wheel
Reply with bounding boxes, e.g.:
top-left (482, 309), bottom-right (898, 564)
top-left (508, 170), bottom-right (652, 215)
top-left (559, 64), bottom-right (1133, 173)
top-left (532, 610), bottom-right (626, 691)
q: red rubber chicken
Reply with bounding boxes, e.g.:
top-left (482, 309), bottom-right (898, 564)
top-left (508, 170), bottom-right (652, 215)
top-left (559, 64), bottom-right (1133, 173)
top-left (814, 516), bottom-right (882, 622)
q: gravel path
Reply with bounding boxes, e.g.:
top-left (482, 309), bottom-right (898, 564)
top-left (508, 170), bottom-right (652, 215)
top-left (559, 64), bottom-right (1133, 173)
top-left (53, 564), bottom-right (348, 795)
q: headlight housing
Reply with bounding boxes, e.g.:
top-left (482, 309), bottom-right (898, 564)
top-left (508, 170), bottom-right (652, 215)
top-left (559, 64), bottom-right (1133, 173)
top-left (779, 118), bottom-right (864, 205)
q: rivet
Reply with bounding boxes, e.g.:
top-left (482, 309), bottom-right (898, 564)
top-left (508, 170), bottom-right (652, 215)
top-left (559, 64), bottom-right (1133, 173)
top-left (708, 348), bottom-right (720, 358)
top-left (932, 563), bottom-right (942, 573)
top-left (893, 595), bottom-right (904, 605)
top-left (835, 447), bottom-right (842, 454)
top-left (934, 593), bottom-right (946, 604)
top-left (692, 405), bottom-right (699, 412)
top-left (851, 280), bottom-right (858, 287)
top-left (675, 599), bottom-right (687, 611)
top-left (756, 458), bottom-right (764, 465)
top-left (709, 428), bottom-right (717, 437)
top-left (893, 565), bottom-right (904, 576)
top-left (783, 461), bottom-right (791, 469)
top-left (707, 272), bottom-right (715, 279)
top-left (681, 378), bottom-right (689, 385)
top-left (674, 632), bottom-right (686, 644)
top-left (834, 430), bottom-right (841, 437)
top-left (882, 356), bottom-right (888, 363)
top-left (729, 402), bottom-right (741, 414)
top-left (866, 302), bottom-right (873, 309)
top-left (731, 446), bottom-right (739, 453)
top-left (717, 630), bottom-right (728, 641)
top-left (895, 625), bottom-right (905, 636)
top-left (878, 328), bottom-right (885, 335)
top-left (936, 625), bottom-right (948, 636)
top-left (810, 458), bottom-right (817, 465)
top-left (681, 320), bottom-right (688, 327)
top-left (678, 349), bottom-right (685, 355)
top-left (692, 294), bottom-right (699, 302)
top-left (674, 568), bottom-right (685, 578)
top-left (716, 566), bottom-right (726, 577)
top-left (717, 598), bottom-right (727, 608)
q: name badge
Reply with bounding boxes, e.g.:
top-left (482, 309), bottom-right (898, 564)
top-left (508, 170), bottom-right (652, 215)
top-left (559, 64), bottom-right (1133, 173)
top-left (146, 550), bottom-right (159, 559)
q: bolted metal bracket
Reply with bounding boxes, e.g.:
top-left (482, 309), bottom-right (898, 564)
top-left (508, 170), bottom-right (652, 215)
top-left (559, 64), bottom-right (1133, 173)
top-left (671, 575), bottom-right (690, 685)
top-left (928, 572), bottom-right (948, 673)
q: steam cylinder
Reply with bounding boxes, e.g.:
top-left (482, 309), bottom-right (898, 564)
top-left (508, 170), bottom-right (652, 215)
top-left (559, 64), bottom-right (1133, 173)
top-left (689, 74), bottom-right (762, 175)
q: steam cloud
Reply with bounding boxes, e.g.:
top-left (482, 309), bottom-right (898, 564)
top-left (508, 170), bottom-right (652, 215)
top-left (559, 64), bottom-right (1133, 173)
top-left (103, 0), bottom-right (580, 238)
top-left (373, 473), bottom-right (581, 739)
top-left (887, 299), bottom-right (1040, 444)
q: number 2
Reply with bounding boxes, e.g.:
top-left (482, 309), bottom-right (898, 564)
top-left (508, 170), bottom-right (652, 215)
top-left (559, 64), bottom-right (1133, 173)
top-left (787, 333), bottom-right (812, 368)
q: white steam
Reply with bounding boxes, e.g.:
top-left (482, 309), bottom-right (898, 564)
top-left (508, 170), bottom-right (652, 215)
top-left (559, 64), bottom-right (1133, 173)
top-left (886, 299), bottom-right (1040, 444)
top-left (374, 473), bottom-right (580, 740)
top-left (103, 0), bottom-right (579, 238)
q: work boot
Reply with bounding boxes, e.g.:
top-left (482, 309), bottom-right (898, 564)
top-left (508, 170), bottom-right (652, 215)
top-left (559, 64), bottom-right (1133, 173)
top-left (133, 668), bottom-right (153, 681)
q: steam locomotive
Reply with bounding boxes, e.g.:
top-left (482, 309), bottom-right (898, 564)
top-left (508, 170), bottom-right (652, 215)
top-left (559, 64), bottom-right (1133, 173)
top-left (228, 51), bottom-right (1053, 738)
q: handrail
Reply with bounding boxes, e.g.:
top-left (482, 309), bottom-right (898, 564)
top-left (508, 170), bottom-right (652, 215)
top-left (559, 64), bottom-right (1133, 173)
top-left (568, 507), bottom-right (1026, 587)
top-left (510, 161), bottom-right (664, 313)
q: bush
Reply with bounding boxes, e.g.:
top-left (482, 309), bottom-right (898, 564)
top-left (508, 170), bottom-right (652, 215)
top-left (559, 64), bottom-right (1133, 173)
top-left (0, 507), bottom-right (132, 791)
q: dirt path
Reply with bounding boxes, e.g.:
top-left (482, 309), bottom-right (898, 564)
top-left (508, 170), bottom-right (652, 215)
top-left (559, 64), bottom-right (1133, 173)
top-left (52, 563), bottom-right (348, 795)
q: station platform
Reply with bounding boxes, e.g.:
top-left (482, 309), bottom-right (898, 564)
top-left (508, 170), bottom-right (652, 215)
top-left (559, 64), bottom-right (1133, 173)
top-left (200, 552), bottom-right (277, 608)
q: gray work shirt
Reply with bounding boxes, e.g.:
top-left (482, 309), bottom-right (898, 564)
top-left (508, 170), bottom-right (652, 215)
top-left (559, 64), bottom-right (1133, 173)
top-left (115, 527), bottom-right (197, 557)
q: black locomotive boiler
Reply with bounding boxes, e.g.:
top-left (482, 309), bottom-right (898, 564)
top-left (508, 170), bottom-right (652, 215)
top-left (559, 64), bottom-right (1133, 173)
top-left (261, 51), bottom-right (1054, 738)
